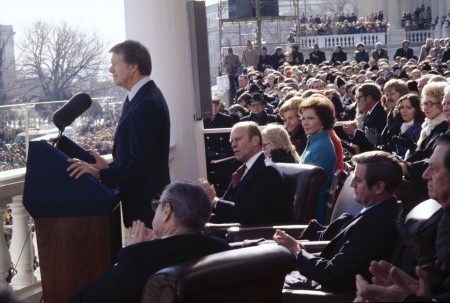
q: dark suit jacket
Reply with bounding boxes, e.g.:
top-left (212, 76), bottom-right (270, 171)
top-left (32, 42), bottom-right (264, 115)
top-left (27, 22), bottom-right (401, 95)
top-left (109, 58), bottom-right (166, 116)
top-left (68, 234), bottom-right (230, 303)
top-left (100, 80), bottom-right (170, 227)
top-left (213, 153), bottom-right (285, 224)
top-left (309, 50), bottom-right (326, 65)
top-left (371, 48), bottom-right (389, 62)
top-left (240, 111), bottom-right (277, 126)
top-left (407, 121), bottom-right (448, 199)
top-left (297, 198), bottom-right (402, 292)
top-left (351, 102), bottom-right (387, 152)
top-left (394, 47), bottom-right (414, 60)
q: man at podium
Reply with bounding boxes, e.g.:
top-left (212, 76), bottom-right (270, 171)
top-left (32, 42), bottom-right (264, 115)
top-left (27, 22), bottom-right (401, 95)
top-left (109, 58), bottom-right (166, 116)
top-left (67, 40), bottom-right (170, 228)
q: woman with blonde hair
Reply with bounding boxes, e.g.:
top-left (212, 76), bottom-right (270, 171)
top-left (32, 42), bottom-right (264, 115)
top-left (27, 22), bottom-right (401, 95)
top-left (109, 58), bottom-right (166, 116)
top-left (261, 124), bottom-right (299, 163)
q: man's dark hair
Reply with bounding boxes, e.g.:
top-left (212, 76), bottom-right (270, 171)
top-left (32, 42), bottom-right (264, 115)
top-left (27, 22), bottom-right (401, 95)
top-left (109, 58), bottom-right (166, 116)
top-left (436, 133), bottom-right (450, 171)
top-left (110, 40), bottom-right (152, 76)
top-left (357, 83), bottom-right (382, 102)
top-left (351, 151), bottom-right (403, 194)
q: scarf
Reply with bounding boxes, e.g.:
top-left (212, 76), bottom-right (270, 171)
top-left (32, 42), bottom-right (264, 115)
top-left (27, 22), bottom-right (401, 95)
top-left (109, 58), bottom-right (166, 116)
top-left (417, 112), bottom-right (446, 146)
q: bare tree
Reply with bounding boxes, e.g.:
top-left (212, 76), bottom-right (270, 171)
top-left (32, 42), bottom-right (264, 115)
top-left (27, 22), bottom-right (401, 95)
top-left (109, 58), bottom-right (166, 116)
top-left (18, 21), bottom-right (104, 101)
top-left (326, 0), bottom-right (358, 18)
top-left (0, 31), bottom-right (14, 104)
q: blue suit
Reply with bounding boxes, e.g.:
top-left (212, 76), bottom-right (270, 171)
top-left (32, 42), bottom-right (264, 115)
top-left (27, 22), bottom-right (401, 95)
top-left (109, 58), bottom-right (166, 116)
top-left (100, 80), bottom-right (170, 227)
top-left (299, 129), bottom-right (336, 223)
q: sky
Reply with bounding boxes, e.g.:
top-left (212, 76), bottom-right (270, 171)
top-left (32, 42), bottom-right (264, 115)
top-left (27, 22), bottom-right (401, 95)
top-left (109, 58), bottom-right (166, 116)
top-left (0, 0), bottom-right (126, 50)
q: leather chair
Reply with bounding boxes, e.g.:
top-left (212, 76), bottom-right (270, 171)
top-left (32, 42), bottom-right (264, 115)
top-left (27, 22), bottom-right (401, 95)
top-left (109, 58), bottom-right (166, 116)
top-left (139, 244), bottom-right (296, 303)
top-left (281, 198), bottom-right (443, 302)
top-left (325, 170), bottom-right (349, 224)
top-left (204, 163), bottom-right (327, 239)
top-left (226, 171), bottom-right (355, 243)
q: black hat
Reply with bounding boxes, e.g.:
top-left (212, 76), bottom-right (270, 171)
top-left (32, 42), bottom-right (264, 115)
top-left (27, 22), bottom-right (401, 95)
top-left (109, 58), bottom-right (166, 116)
top-left (375, 77), bottom-right (386, 86)
top-left (384, 71), bottom-right (396, 81)
top-left (248, 94), bottom-right (266, 105)
top-left (247, 83), bottom-right (261, 93)
top-left (335, 76), bottom-right (346, 88)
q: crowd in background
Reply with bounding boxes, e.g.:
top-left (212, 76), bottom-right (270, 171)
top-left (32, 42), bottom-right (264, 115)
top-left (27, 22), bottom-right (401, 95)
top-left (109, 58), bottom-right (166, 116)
top-left (287, 10), bottom-right (387, 39)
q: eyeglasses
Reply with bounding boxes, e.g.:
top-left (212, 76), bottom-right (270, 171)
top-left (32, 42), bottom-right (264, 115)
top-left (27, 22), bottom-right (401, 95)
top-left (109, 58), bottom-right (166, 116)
top-left (151, 199), bottom-right (168, 212)
top-left (421, 101), bottom-right (441, 108)
top-left (355, 95), bottom-right (367, 101)
top-left (262, 142), bottom-right (271, 149)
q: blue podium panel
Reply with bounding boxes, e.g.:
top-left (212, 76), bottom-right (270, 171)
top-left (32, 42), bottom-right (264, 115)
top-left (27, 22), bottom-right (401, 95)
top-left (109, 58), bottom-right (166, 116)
top-left (23, 139), bottom-right (119, 218)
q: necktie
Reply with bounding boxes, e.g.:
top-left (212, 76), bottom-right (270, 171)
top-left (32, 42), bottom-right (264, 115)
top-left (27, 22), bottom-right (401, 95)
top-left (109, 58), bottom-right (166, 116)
top-left (231, 164), bottom-right (247, 188)
top-left (122, 96), bottom-right (130, 114)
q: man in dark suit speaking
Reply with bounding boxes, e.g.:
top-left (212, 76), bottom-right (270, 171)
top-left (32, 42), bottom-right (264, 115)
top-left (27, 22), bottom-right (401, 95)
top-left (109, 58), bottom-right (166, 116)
top-left (67, 40), bottom-right (170, 227)
top-left (200, 121), bottom-right (285, 224)
top-left (68, 180), bottom-right (229, 303)
top-left (274, 151), bottom-right (403, 293)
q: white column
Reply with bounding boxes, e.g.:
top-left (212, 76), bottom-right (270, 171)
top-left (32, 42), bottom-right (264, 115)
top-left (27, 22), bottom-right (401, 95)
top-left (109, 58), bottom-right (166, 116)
top-left (400, 0), bottom-right (407, 16)
top-left (0, 202), bottom-right (12, 289)
top-left (440, 0), bottom-right (447, 18)
top-left (8, 195), bottom-right (36, 287)
top-left (432, 0), bottom-right (440, 23)
top-left (389, 0), bottom-right (402, 28)
top-left (124, 0), bottom-right (206, 181)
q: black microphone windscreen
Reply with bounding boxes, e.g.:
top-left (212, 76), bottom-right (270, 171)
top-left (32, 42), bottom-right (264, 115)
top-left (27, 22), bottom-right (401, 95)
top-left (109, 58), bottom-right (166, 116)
top-left (53, 93), bottom-right (92, 131)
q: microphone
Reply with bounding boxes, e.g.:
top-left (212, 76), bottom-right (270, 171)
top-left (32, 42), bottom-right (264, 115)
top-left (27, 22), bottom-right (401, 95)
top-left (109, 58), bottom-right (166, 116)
top-left (53, 93), bottom-right (92, 131)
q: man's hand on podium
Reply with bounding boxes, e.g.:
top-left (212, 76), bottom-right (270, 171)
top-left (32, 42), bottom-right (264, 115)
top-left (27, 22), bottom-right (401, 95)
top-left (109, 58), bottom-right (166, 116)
top-left (67, 150), bottom-right (109, 180)
top-left (126, 220), bottom-right (154, 246)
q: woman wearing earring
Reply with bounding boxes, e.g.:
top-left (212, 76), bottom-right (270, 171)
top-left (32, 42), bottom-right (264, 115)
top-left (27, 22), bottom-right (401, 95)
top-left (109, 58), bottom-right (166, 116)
top-left (299, 94), bottom-right (337, 224)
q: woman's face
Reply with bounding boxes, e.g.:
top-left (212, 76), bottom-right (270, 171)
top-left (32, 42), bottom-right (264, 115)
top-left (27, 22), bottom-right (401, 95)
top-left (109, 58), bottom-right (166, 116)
top-left (262, 134), bottom-right (275, 157)
top-left (301, 108), bottom-right (322, 135)
top-left (399, 99), bottom-right (416, 123)
top-left (282, 109), bottom-right (301, 133)
top-left (422, 95), bottom-right (443, 120)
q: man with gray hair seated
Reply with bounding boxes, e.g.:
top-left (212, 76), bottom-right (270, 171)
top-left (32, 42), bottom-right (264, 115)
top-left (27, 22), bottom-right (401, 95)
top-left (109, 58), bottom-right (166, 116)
top-left (68, 180), bottom-right (230, 303)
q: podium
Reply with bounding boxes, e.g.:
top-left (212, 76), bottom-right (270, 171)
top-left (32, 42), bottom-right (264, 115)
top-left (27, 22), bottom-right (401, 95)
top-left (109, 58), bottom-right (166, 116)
top-left (23, 136), bottom-right (121, 303)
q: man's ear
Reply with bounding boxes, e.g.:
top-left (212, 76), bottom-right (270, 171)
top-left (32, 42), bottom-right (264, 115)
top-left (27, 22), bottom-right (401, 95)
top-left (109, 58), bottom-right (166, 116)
top-left (161, 203), bottom-right (172, 223)
top-left (373, 181), bottom-right (386, 195)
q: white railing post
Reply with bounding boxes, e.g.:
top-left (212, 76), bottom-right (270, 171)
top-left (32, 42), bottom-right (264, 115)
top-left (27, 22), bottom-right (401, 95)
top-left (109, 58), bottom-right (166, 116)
top-left (0, 202), bottom-right (12, 289)
top-left (8, 195), bottom-right (36, 287)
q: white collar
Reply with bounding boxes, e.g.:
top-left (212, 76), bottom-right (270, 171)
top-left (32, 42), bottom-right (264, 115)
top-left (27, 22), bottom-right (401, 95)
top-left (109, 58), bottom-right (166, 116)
top-left (243, 151), bottom-right (263, 177)
top-left (367, 101), bottom-right (380, 116)
top-left (127, 76), bottom-right (151, 102)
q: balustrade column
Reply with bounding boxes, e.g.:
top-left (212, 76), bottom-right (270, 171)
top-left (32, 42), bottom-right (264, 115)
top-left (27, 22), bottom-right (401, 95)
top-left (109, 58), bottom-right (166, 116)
top-left (0, 202), bottom-right (12, 289)
top-left (8, 195), bottom-right (36, 287)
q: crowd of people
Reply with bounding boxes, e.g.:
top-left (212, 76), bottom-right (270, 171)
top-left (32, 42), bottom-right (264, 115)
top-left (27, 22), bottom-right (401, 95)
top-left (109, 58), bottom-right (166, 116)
top-left (287, 11), bottom-right (387, 39)
top-left (201, 33), bottom-right (450, 301)
top-left (0, 117), bottom-right (118, 172)
top-left (401, 5), bottom-right (432, 31)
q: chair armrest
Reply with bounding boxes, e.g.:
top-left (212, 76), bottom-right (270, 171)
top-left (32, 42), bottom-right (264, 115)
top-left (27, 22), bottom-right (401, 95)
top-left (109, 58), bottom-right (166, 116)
top-left (282, 289), bottom-right (354, 303)
top-left (226, 224), bottom-right (308, 242)
top-left (204, 222), bottom-right (241, 238)
top-left (299, 240), bottom-right (329, 253)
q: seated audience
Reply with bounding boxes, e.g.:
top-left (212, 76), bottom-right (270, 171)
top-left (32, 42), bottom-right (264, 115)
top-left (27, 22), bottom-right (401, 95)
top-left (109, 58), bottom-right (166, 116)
top-left (407, 82), bottom-right (449, 201)
top-left (241, 94), bottom-right (277, 126)
top-left (343, 83), bottom-right (387, 152)
top-left (391, 94), bottom-right (425, 158)
top-left (200, 121), bottom-right (285, 224)
top-left (278, 97), bottom-right (307, 155)
top-left (298, 94), bottom-right (337, 223)
top-left (355, 134), bottom-right (450, 302)
top-left (68, 180), bottom-right (230, 303)
top-left (274, 151), bottom-right (404, 293)
top-left (261, 124), bottom-right (299, 163)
